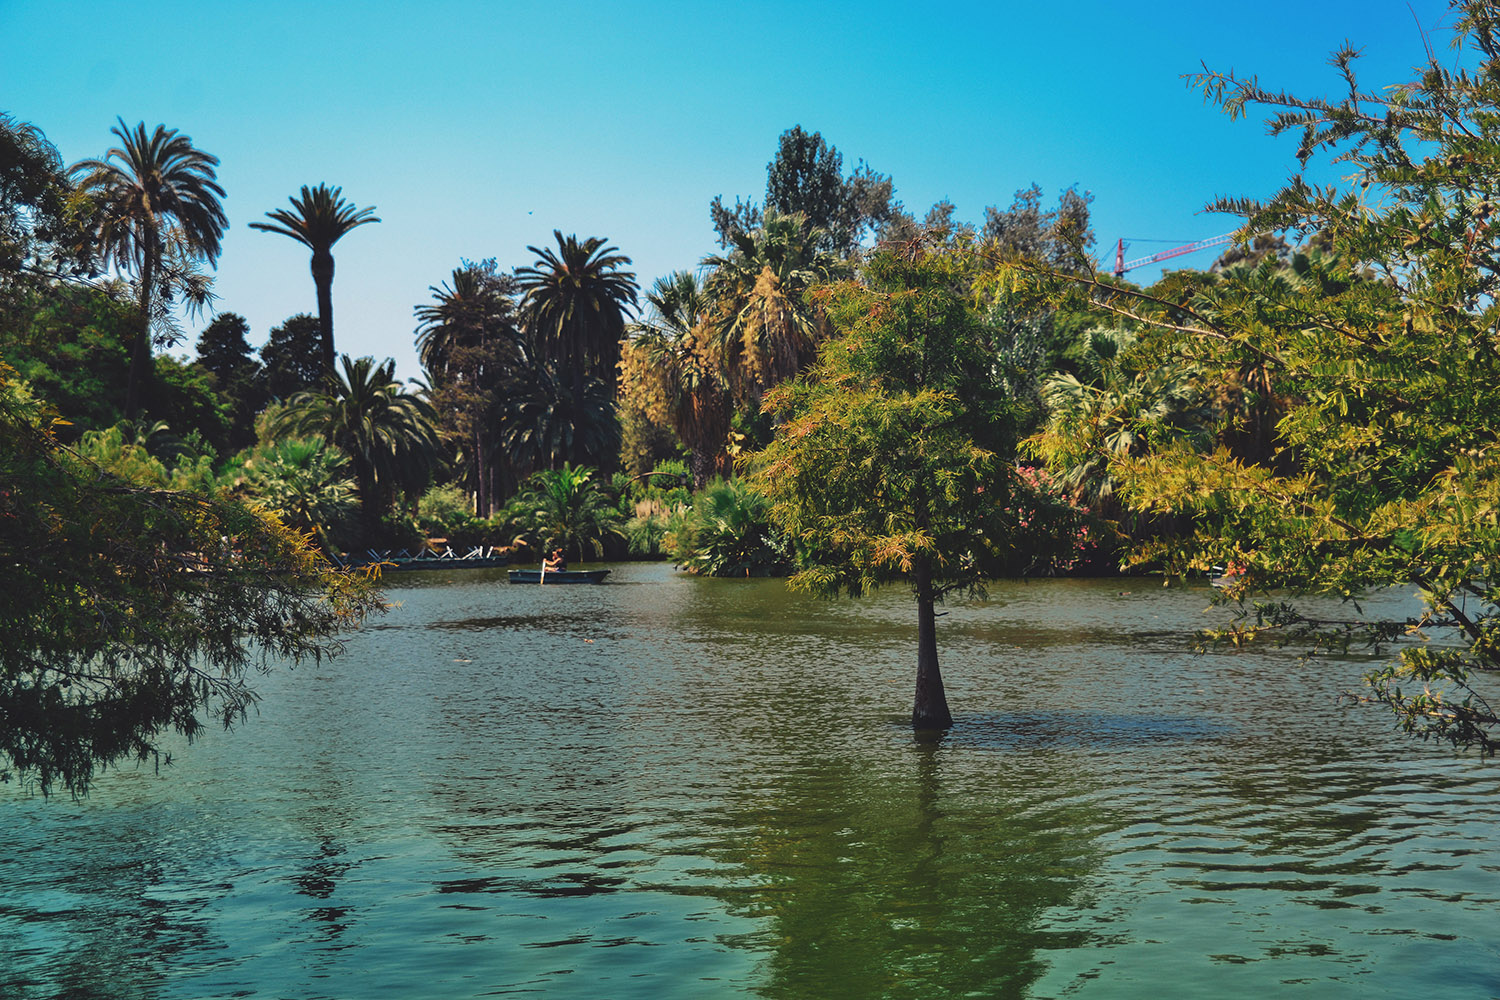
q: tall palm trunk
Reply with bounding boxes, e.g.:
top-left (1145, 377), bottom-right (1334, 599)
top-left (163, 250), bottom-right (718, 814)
top-left (911, 554), bottom-right (953, 729)
top-left (353, 458), bottom-right (381, 547)
top-left (312, 248), bottom-right (336, 374)
top-left (125, 233), bottom-right (158, 418)
top-left (474, 426), bottom-right (489, 517)
top-left (689, 448), bottom-right (716, 492)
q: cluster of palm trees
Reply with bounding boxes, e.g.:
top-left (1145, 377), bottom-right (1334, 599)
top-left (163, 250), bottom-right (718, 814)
top-left (66, 119), bottom-right (447, 543)
top-left (64, 117), bottom-right (861, 545)
top-left (627, 210), bottom-right (845, 490)
top-left (414, 235), bottom-right (639, 516)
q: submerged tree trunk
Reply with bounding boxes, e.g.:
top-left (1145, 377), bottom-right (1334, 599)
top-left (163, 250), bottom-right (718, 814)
top-left (911, 556), bottom-right (953, 729)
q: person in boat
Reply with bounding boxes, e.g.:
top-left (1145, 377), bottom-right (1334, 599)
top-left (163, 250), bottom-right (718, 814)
top-left (542, 547), bottom-right (568, 573)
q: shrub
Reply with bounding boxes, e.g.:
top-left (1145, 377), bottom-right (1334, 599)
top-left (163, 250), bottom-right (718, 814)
top-left (673, 477), bottom-right (789, 577)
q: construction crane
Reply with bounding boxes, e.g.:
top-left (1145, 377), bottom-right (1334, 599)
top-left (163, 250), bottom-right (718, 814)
top-left (1113, 233), bottom-right (1237, 278)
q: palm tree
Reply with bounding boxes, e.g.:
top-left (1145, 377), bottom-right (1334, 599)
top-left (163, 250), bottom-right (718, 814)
top-left (515, 231), bottom-right (638, 462)
top-left (520, 464), bottom-right (622, 564)
top-left (250, 184), bottom-right (379, 372)
top-left (272, 355), bottom-right (440, 543)
top-left (704, 210), bottom-right (845, 407)
top-left (1029, 327), bottom-right (1211, 513)
top-left (631, 270), bottom-right (732, 489)
top-left (71, 119), bottom-right (227, 416)
top-left (415, 262), bottom-right (520, 381)
top-left (415, 262), bottom-right (522, 514)
top-left (502, 359), bottom-right (619, 477)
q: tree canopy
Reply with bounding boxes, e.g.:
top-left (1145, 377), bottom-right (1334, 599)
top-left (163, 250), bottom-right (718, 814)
top-left (1006, 2), bottom-right (1500, 752)
top-left (0, 368), bottom-right (382, 795)
top-left (755, 245), bottom-right (1075, 727)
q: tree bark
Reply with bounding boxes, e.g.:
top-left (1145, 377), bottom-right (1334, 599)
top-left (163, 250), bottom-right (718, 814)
top-left (911, 555), bottom-right (954, 729)
top-left (474, 427), bottom-right (488, 517)
top-left (312, 249), bottom-right (336, 374)
top-left (124, 236), bottom-right (157, 419)
top-left (689, 447), bottom-right (714, 491)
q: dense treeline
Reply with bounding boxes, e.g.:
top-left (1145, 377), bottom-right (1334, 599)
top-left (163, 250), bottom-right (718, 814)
top-left (7, 0), bottom-right (1500, 772)
top-left (0, 109), bottom-right (1112, 568)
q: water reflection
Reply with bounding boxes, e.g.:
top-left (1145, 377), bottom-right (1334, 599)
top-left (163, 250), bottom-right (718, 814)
top-left (2, 567), bottom-right (1498, 999)
top-left (701, 737), bottom-right (1103, 999)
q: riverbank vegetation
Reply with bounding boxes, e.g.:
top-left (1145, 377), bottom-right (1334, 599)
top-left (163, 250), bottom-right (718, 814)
top-left (5, 2), bottom-right (1500, 768)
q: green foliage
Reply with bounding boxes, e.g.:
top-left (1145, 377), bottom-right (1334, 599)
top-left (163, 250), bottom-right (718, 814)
top-left (260, 313), bottom-right (325, 400)
top-left (0, 280), bottom-right (133, 433)
top-left (272, 355), bottom-right (441, 541)
top-left (518, 463), bottom-right (623, 563)
top-left (0, 367), bottom-right (382, 795)
top-left (417, 482), bottom-right (473, 534)
top-left (614, 460), bottom-right (692, 559)
top-left (415, 482), bottom-right (500, 549)
top-left (981, 184), bottom-right (1095, 272)
top-left (712, 125), bottom-right (898, 255)
top-left (1027, 326), bottom-right (1213, 509)
top-left (638, 459), bottom-right (691, 508)
top-left (0, 113), bottom-right (86, 279)
top-left (151, 354), bottom-right (230, 453)
top-left (1006, 6), bottom-right (1500, 752)
top-left (195, 311), bottom-right (264, 450)
top-left (74, 422), bottom-right (215, 492)
top-left (672, 477), bottom-right (787, 577)
top-left (623, 504), bottom-right (678, 558)
top-left (234, 436), bottom-right (356, 550)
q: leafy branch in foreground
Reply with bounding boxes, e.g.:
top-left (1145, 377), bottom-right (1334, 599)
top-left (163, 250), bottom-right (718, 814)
top-left (0, 368), bottom-right (384, 795)
top-left (997, 4), bottom-right (1500, 753)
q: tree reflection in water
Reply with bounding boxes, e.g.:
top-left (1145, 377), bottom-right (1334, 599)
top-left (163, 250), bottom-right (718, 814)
top-left (703, 733), bottom-right (1102, 1000)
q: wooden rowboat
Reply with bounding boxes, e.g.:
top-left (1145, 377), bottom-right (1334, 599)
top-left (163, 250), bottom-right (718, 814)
top-left (507, 569), bottom-right (611, 585)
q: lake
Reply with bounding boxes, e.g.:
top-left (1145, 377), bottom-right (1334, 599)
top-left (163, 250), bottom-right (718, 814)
top-left (3, 563), bottom-right (1498, 998)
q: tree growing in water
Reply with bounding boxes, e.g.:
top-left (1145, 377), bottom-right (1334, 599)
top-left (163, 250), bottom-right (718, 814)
top-left (754, 245), bottom-right (1076, 728)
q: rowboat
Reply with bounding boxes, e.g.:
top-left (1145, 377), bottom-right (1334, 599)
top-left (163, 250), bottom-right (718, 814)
top-left (507, 569), bottom-right (611, 585)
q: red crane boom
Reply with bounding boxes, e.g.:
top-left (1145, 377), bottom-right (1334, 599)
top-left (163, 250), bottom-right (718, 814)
top-left (1113, 234), bottom-right (1236, 278)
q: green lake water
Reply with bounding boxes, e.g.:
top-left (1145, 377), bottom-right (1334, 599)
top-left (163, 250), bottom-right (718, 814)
top-left (3, 563), bottom-right (1498, 998)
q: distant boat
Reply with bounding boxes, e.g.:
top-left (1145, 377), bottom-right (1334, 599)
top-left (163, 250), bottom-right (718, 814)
top-left (1210, 565), bottom-right (1245, 589)
top-left (508, 569), bottom-right (611, 585)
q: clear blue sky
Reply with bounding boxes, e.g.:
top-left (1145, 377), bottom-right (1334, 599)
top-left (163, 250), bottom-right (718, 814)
top-left (1, 0), bottom-right (1456, 380)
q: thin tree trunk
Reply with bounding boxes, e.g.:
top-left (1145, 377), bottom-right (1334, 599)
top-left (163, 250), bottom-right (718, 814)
top-left (474, 427), bottom-right (488, 517)
top-left (124, 239), bottom-right (157, 419)
top-left (911, 555), bottom-right (954, 729)
top-left (312, 250), bottom-right (336, 373)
